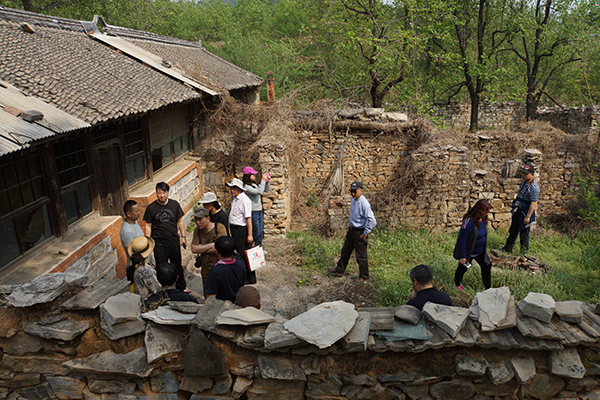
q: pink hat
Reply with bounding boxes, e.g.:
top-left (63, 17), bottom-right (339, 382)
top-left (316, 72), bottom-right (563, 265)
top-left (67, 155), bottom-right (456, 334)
top-left (243, 166), bottom-right (258, 175)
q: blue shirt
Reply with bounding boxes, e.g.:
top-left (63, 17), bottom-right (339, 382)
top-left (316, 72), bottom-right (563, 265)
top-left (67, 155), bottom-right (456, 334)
top-left (517, 179), bottom-right (540, 202)
top-left (349, 195), bottom-right (377, 235)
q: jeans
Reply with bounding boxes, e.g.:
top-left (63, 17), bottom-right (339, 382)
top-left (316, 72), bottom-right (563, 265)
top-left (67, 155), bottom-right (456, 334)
top-left (252, 210), bottom-right (264, 247)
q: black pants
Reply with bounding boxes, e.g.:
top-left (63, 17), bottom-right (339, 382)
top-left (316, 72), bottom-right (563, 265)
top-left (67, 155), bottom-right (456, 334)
top-left (504, 211), bottom-right (531, 252)
top-left (230, 224), bottom-right (256, 284)
top-left (335, 227), bottom-right (369, 279)
top-left (454, 252), bottom-right (492, 289)
top-left (154, 244), bottom-right (186, 291)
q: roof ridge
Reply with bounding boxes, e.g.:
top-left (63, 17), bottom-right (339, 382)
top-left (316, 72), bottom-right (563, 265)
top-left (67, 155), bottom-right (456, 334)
top-left (103, 24), bottom-right (202, 49)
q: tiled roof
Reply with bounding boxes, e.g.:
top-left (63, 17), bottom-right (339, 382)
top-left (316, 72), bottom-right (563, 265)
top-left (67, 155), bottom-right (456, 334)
top-left (0, 80), bottom-right (90, 156)
top-left (102, 24), bottom-right (264, 91)
top-left (0, 7), bottom-right (263, 127)
top-left (0, 17), bottom-right (200, 125)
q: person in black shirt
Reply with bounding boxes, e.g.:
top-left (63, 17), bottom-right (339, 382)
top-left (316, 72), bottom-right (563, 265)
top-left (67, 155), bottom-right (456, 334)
top-left (144, 263), bottom-right (198, 311)
top-left (406, 264), bottom-right (452, 311)
top-left (205, 236), bottom-right (246, 303)
top-left (143, 182), bottom-right (187, 291)
top-left (198, 192), bottom-right (230, 236)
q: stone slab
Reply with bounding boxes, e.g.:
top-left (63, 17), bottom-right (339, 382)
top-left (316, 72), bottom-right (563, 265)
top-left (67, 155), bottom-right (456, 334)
top-left (475, 287), bottom-right (511, 331)
top-left (14, 382), bottom-right (58, 400)
top-left (550, 347), bottom-right (586, 378)
top-left (88, 378), bottom-right (136, 394)
top-left (520, 292), bottom-right (556, 323)
top-left (45, 375), bottom-right (85, 399)
top-left (430, 379), bottom-right (476, 400)
top-left (258, 354), bottom-right (306, 381)
top-left (101, 292), bottom-right (142, 325)
top-left (509, 356), bottom-right (536, 384)
top-left (527, 374), bottom-right (565, 400)
top-left (217, 307), bottom-right (276, 326)
top-left (143, 306), bottom-right (196, 325)
top-left (0, 331), bottom-right (42, 356)
top-left (1, 354), bottom-right (70, 375)
top-left (488, 361), bottom-right (514, 385)
top-left (264, 317), bottom-right (304, 350)
top-left (61, 278), bottom-right (129, 310)
top-left (555, 301), bottom-right (583, 323)
top-left (341, 311), bottom-right (370, 352)
top-left (63, 347), bottom-right (152, 378)
top-left (24, 315), bottom-right (90, 341)
top-left (284, 301), bottom-right (358, 349)
top-left (184, 326), bottom-right (227, 377)
top-left (151, 371), bottom-right (179, 393)
top-left (422, 302), bottom-right (470, 338)
top-left (358, 307), bottom-right (395, 331)
top-left (145, 322), bottom-right (184, 364)
top-left (8, 272), bottom-right (88, 307)
top-left (394, 305), bottom-right (421, 325)
top-left (455, 354), bottom-right (488, 377)
top-left (377, 319), bottom-right (433, 341)
top-left (168, 301), bottom-right (202, 314)
top-left (193, 296), bottom-right (238, 334)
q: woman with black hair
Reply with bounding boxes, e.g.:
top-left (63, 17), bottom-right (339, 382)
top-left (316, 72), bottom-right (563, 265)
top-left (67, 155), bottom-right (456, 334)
top-left (453, 199), bottom-right (493, 290)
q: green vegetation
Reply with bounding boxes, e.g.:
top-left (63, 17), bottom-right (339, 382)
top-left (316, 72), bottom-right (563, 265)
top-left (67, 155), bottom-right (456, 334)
top-left (288, 225), bottom-right (600, 306)
top-left (4, 0), bottom-right (600, 114)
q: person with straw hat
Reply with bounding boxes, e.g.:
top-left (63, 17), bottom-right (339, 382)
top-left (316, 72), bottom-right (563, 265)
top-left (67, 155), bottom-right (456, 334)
top-left (127, 235), bottom-right (161, 300)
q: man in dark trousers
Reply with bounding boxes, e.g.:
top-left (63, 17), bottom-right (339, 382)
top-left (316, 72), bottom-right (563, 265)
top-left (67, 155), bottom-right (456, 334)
top-left (143, 182), bottom-right (187, 292)
top-left (502, 164), bottom-right (540, 253)
top-left (143, 263), bottom-right (198, 311)
top-left (329, 181), bottom-right (377, 282)
top-left (406, 264), bottom-right (452, 311)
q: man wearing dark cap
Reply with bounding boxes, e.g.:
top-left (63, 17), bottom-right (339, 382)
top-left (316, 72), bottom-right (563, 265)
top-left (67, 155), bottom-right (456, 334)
top-left (329, 181), bottom-right (377, 282)
top-left (502, 164), bottom-right (540, 253)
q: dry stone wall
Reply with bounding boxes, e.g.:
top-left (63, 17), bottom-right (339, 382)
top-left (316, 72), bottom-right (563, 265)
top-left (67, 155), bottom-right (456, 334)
top-left (430, 102), bottom-right (598, 135)
top-left (2, 274), bottom-right (600, 400)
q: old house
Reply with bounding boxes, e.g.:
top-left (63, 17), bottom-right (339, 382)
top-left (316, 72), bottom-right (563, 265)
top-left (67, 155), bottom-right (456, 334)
top-left (0, 7), bottom-right (263, 284)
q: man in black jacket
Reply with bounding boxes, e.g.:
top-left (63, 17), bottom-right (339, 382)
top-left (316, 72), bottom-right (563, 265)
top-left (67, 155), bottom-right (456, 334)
top-left (406, 264), bottom-right (452, 311)
top-left (144, 263), bottom-right (198, 311)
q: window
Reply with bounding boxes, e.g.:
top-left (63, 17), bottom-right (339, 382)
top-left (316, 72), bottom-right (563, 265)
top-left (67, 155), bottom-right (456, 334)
top-left (53, 137), bottom-right (92, 224)
top-left (124, 120), bottom-right (146, 185)
top-left (92, 124), bottom-right (118, 146)
top-left (0, 151), bottom-right (52, 268)
top-left (149, 105), bottom-right (190, 172)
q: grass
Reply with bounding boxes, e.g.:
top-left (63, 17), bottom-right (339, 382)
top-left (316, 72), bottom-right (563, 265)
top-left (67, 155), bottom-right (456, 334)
top-left (288, 225), bottom-right (600, 306)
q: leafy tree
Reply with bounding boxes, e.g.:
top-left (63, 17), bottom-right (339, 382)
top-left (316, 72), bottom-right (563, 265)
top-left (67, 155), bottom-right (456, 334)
top-left (501, 0), bottom-right (585, 120)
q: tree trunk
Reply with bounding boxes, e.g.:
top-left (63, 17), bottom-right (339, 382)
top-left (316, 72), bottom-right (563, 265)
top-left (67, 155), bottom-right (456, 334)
top-left (526, 92), bottom-right (537, 121)
top-left (469, 94), bottom-right (480, 132)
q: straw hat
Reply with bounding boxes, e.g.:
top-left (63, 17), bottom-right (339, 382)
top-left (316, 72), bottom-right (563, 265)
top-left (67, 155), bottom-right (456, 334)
top-left (127, 236), bottom-right (155, 258)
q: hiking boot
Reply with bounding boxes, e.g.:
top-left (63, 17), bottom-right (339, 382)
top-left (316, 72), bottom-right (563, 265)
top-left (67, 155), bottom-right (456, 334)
top-left (500, 246), bottom-right (512, 253)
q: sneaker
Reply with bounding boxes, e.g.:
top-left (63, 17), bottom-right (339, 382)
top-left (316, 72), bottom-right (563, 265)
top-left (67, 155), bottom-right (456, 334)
top-left (183, 289), bottom-right (192, 294)
top-left (357, 277), bottom-right (368, 283)
top-left (328, 268), bottom-right (343, 277)
top-left (456, 285), bottom-right (464, 291)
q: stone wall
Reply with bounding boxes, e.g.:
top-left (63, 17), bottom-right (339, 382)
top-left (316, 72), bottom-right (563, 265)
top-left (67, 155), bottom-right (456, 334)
top-left (430, 102), bottom-right (598, 135)
top-left (2, 274), bottom-right (600, 400)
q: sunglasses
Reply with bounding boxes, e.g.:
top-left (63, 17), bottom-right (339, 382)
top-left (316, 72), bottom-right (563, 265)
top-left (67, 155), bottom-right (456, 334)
top-left (350, 189), bottom-right (357, 194)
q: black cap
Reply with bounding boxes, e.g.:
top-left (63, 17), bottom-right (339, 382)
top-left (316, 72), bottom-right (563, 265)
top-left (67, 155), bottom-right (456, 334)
top-left (521, 165), bottom-right (535, 174)
top-left (350, 181), bottom-right (363, 190)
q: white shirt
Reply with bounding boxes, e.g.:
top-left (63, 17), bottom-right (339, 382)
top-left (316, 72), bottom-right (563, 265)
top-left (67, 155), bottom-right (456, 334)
top-left (229, 192), bottom-right (252, 226)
